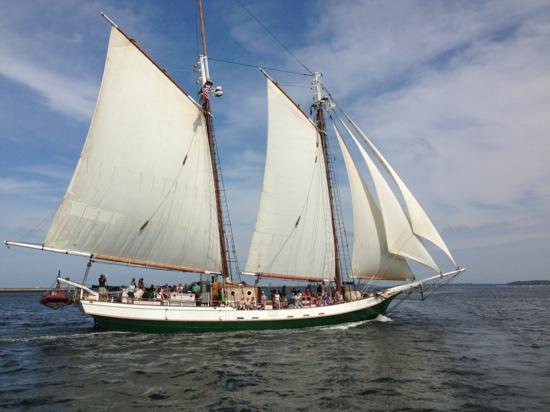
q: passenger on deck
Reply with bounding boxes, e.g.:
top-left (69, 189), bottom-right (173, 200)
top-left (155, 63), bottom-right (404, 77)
top-left (138, 278), bottom-right (145, 289)
top-left (280, 287), bottom-right (288, 308)
top-left (273, 290), bottom-right (281, 309)
top-left (321, 293), bottom-right (332, 306)
top-left (260, 291), bottom-right (266, 309)
top-left (295, 292), bottom-right (304, 308)
top-left (143, 284), bottom-right (155, 299)
top-left (98, 274), bottom-right (108, 301)
top-left (127, 278), bottom-right (136, 303)
top-left (133, 288), bottom-right (143, 301)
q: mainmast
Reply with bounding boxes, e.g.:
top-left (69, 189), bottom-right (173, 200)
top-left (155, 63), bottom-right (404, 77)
top-left (197, 0), bottom-right (230, 278)
top-left (312, 72), bottom-right (343, 293)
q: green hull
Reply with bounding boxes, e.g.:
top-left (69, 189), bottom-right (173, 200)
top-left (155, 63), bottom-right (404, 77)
top-left (92, 298), bottom-right (394, 333)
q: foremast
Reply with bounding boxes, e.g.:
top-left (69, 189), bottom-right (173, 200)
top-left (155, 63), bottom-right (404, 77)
top-left (312, 73), bottom-right (343, 293)
top-left (197, 0), bottom-right (231, 279)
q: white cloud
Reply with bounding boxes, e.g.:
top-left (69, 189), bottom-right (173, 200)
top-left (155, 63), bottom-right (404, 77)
top-left (0, 177), bottom-right (50, 195)
top-left (17, 164), bottom-right (73, 181)
top-left (0, 0), bottom-right (157, 122)
top-left (281, 1), bottom-right (550, 257)
top-left (0, 55), bottom-right (97, 120)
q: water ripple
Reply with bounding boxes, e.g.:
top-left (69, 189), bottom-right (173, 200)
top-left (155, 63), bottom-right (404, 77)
top-left (0, 287), bottom-right (549, 410)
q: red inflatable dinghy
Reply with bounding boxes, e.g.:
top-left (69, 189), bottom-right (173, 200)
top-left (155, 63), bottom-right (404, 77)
top-left (40, 292), bottom-right (74, 310)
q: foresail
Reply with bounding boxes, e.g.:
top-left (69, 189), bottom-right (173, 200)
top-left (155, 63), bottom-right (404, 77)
top-left (245, 79), bottom-right (335, 280)
top-left (44, 27), bottom-right (222, 273)
top-left (344, 125), bottom-right (440, 273)
top-left (346, 116), bottom-right (456, 266)
top-left (334, 127), bottom-right (413, 281)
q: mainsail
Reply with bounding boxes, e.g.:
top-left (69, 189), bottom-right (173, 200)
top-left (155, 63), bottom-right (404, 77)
top-left (44, 27), bottom-right (222, 273)
top-left (245, 78), bottom-right (335, 281)
top-left (334, 126), bottom-right (414, 281)
top-left (346, 116), bottom-right (456, 266)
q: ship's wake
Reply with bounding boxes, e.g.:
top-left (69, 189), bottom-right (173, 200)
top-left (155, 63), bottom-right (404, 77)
top-left (319, 314), bottom-right (393, 330)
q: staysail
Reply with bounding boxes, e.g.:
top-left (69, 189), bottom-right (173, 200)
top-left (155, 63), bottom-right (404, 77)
top-left (334, 126), bottom-right (413, 281)
top-left (44, 27), bottom-right (222, 273)
top-left (245, 78), bottom-right (335, 281)
top-left (346, 116), bottom-right (456, 266)
top-left (340, 122), bottom-right (440, 273)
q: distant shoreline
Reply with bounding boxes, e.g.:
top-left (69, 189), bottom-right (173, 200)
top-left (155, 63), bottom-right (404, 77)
top-left (506, 280), bottom-right (550, 286)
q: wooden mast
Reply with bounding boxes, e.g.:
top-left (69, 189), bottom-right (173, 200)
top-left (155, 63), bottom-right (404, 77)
top-left (197, 0), bottom-right (230, 278)
top-left (313, 73), bottom-right (343, 294)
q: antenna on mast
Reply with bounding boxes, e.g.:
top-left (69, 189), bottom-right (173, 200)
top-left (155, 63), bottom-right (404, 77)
top-left (312, 72), bottom-right (323, 104)
top-left (312, 72), bottom-right (333, 109)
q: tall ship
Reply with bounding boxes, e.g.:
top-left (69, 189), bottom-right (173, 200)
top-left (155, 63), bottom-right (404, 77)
top-left (4, 1), bottom-right (464, 332)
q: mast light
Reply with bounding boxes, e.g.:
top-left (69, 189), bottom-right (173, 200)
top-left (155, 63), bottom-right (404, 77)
top-left (213, 86), bottom-right (223, 97)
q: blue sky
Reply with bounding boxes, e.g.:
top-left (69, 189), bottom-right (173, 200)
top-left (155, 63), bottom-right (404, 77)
top-left (1, 0), bottom-right (549, 287)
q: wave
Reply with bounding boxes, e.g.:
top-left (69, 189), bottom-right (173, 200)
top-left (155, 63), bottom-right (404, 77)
top-left (0, 331), bottom-right (129, 343)
top-left (319, 314), bottom-right (393, 331)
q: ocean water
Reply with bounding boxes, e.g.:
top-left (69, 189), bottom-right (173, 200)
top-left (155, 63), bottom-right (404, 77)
top-left (0, 285), bottom-right (549, 411)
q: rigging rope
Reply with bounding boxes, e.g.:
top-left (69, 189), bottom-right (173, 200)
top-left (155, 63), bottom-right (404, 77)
top-left (19, 211), bottom-right (55, 241)
top-left (232, 0), bottom-right (314, 75)
top-left (208, 57), bottom-right (312, 77)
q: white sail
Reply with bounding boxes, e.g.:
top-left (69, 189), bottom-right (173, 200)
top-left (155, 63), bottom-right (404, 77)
top-left (334, 126), bottom-right (413, 281)
top-left (342, 124), bottom-right (440, 273)
top-left (44, 27), bottom-right (222, 273)
top-left (346, 116), bottom-right (456, 266)
top-left (245, 79), bottom-right (335, 280)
